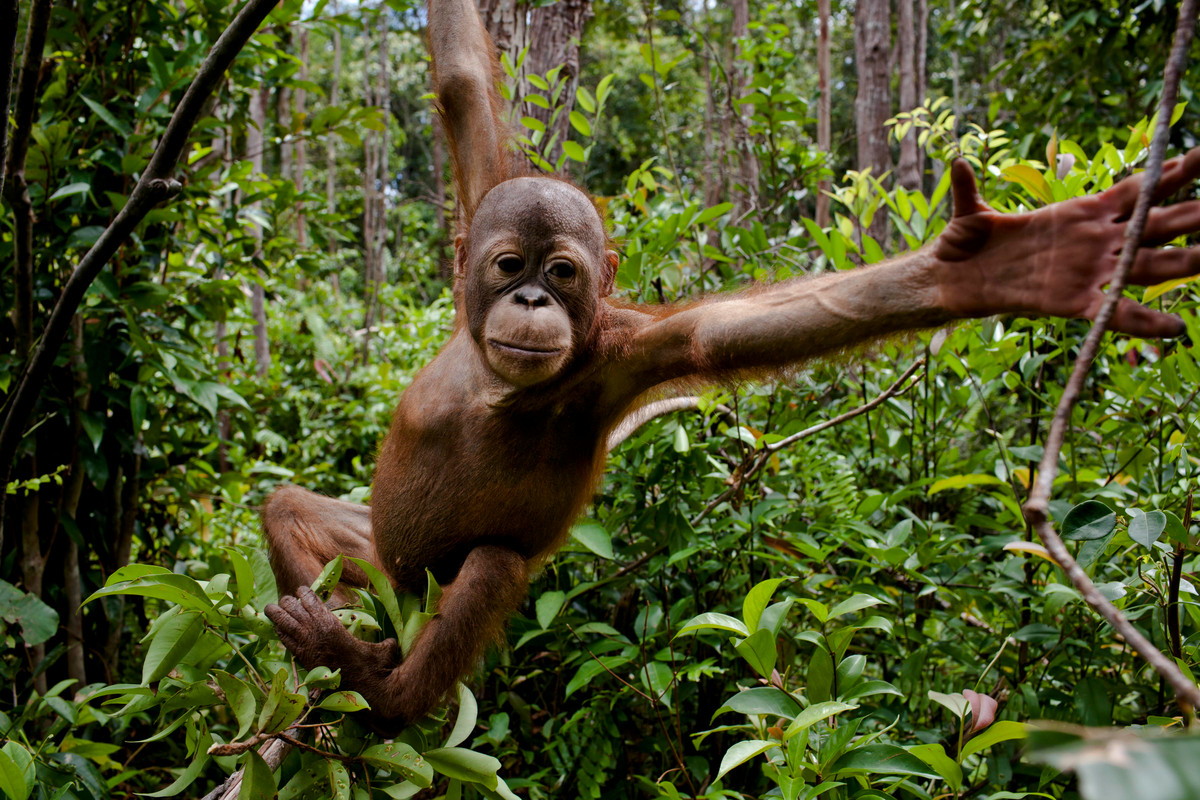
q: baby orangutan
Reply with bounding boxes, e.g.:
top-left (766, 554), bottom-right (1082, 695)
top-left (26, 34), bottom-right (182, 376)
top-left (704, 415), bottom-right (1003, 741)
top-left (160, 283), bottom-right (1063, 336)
top-left (263, 0), bottom-right (1200, 726)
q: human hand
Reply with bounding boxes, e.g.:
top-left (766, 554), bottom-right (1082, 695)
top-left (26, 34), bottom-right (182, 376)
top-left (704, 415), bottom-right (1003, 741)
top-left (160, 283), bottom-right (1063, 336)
top-left (934, 150), bottom-right (1200, 337)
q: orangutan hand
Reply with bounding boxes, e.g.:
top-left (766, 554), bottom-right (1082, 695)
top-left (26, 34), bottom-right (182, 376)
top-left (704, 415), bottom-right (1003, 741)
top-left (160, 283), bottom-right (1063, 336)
top-left (934, 149), bottom-right (1200, 337)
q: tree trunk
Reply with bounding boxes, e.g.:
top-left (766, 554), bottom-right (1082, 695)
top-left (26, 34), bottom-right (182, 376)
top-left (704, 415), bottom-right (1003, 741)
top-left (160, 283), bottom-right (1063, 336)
top-left (699, 0), bottom-right (723, 282)
top-left (327, 0), bottom-right (341, 268)
top-left (730, 0), bottom-right (758, 219)
top-left (896, 0), bottom-right (919, 191)
top-left (816, 0), bottom-right (831, 227)
top-left (361, 13), bottom-right (381, 362)
top-left (63, 316), bottom-right (90, 688)
top-left (248, 85), bottom-right (270, 378)
top-left (0, 0), bottom-right (20, 199)
top-left (854, 0), bottom-right (891, 242)
top-left (915, 0), bottom-right (927, 184)
top-left (295, 30), bottom-right (309, 246)
top-left (526, 0), bottom-right (592, 167)
top-left (949, 0), bottom-right (960, 130)
top-left (477, 0), bottom-right (528, 72)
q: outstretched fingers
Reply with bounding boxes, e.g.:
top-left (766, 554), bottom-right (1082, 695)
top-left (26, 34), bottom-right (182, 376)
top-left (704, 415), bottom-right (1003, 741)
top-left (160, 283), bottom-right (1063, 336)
top-left (1107, 297), bottom-right (1187, 339)
top-left (1101, 147), bottom-right (1200, 214)
top-left (1141, 199), bottom-right (1200, 245)
top-left (1128, 245), bottom-right (1200, 285)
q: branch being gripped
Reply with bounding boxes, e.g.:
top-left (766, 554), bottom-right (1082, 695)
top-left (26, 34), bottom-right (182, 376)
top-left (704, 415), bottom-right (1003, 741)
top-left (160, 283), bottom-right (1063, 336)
top-left (1022, 0), bottom-right (1200, 711)
top-left (0, 0), bottom-right (282, 551)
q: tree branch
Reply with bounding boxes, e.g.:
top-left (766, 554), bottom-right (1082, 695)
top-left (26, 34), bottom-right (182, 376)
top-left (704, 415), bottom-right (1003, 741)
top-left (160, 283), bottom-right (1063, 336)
top-left (606, 398), bottom-right (734, 453)
top-left (1022, 0), bottom-right (1200, 711)
top-left (0, 0), bottom-right (20, 199)
top-left (0, 0), bottom-right (282, 551)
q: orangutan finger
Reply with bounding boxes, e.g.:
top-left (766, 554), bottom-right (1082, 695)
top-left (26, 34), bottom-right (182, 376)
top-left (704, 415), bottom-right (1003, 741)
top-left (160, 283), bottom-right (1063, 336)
top-left (1102, 147), bottom-right (1200, 213)
top-left (1108, 298), bottom-right (1187, 338)
top-left (1127, 246), bottom-right (1200, 285)
top-left (1139, 199), bottom-right (1200, 245)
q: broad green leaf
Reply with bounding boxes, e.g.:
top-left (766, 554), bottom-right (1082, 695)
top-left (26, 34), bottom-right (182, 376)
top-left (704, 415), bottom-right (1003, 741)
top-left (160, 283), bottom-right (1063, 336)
top-left (569, 110), bottom-right (592, 136)
top-left (928, 474), bottom-right (1006, 494)
top-left (258, 669), bottom-right (305, 734)
top-left (806, 645), bottom-right (834, 704)
top-left (361, 742), bottom-right (433, 787)
top-left (142, 610), bottom-right (204, 684)
top-left (785, 701), bottom-right (857, 736)
top-left (828, 593), bottom-right (885, 621)
top-left (1061, 500), bottom-right (1116, 541)
top-left (1128, 509), bottom-right (1167, 549)
top-left (312, 554), bottom-right (344, 598)
top-left (743, 578), bottom-right (786, 632)
top-left (317, 691), bottom-right (370, 712)
top-left (960, 720), bottom-right (1029, 760)
top-left (640, 661), bottom-right (674, 704)
top-left (329, 761), bottom-right (351, 800)
top-left (828, 744), bottom-right (940, 779)
top-left (715, 740), bottom-right (777, 781)
top-left (48, 182), bottom-right (91, 202)
top-left (928, 690), bottom-right (969, 718)
top-left (565, 655), bottom-right (630, 697)
top-left (1001, 164), bottom-right (1053, 204)
top-left (87, 574), bottom-right (214, 612)
top-left (0, 744), bottom-right (31, 800)
top-left (141, 733), bottom-right (212, 797)
top-left (214, 671), bottom-right (257, 740)
top-left (571, 521), bottom-right (613, 559)
top-left (562, 141), bottom-right (586, 162)
top-left (238, 751), bottom-right (276, 800)
top-left (735, 628), bottom-right (777, 678)
top-left (909, 743), bottom-right (962, 791)
top-left (676, 612), bottom-right (748, 638)
top-left (717, 687), bottom-right (801, 720)
top-left (536, 590), bottom-right (565, 629)
top-left (82, 95), bottom-right (133, 137)
top-left (423, 748), bottom-right (500, 789)
top-left (346, 557), bottom-right (405, 633)
top-left (445, 683), bottom-right (478, 748)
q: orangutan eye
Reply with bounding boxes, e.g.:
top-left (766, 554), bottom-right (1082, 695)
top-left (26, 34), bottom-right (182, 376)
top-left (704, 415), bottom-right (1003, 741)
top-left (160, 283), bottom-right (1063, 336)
top-left (547, 261), bottom-right (576, 280)
top-left (497, 256), bottom-right (523, 274)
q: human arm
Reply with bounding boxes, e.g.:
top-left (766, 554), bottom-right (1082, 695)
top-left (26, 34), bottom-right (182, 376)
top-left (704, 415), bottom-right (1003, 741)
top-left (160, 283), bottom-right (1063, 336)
top-left (617, 153), bottom-right (1200, 391)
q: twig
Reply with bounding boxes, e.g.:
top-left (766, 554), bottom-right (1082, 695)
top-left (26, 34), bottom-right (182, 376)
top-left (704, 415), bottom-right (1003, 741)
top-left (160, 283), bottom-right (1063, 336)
top-left (606, 398), bottom-right (734, 452)
top-left (1022, 0), bottom-right (1200, 711)
top-left (0, 0), bottom-right (282, 551)
top-left (692, 359), bottom-right (924, 524)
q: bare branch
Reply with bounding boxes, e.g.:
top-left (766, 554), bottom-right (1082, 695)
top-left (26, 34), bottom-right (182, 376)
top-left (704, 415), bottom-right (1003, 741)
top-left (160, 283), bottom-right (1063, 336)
top-left (606, 398), bottom-right (734, 453)
top-left (1023, 0), bottom-right (1200, 711)
top-left (0, 0), bottom-right (283, 550)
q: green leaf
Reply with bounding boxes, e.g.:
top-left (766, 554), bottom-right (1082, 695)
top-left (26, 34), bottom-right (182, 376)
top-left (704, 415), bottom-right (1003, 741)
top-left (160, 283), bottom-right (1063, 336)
top-left (361, 742), bottom-right (434, 787)
top-left (1128, 509), bottom-right (1167, 549)
top-left (311, 554), bottom-right (344, 598)
top-left (909, 743), bottom-right (963, 791)
top-left (928, 474), bottom-right (1006, 494)
top-left (238, 751), bottom-right (277, 800)
top-left (520, 115), bottom-right (545, 133)
top-left (743, 578), bottom-right (786, 632)
top-left (640, 661), bottom-right (674, 704)
top-left (561, 140), bottom-right (586, 162)
top-left (0, 581), bottom-right (60, 646)
top-left (214, 671), bottom-right (258, 740)
top-left (87, 574), bottom-right (214, 612)
top-left (828, 593), bottom-right (885, 621)
top-left (1061, 500), bottom-right (1116, 541)
top-left (141, 733), bottom-right (212, 797)
top-left (829, 745), bottom-right (941, 779)
top-left (82, 96), bottom-right (133, 137)
top-left (717, 687), bottom-right (802, 720)
top-left (258, 669), bottom-right (305, 734)
top-left (715, 740), bottom-right (777, 781)
top-left (806, 645), bottom-right (834, 704)
top-left (676, 612), bottom-right (748, 638)
top-left (346, 557), bottom-right (404, 633)
top-left (734, 628), bottom-right (777, 678)
top-left (785, 701), bottom-right (858, 736)
top-left (565, 655), bottom-right (629, 697)
top-left (960, 720), bottom-right (1029, 760)
top-left (49, 182), bottom-right (91, 202)
top-left (571, 521), bottom-right (613, 559)
top-left (1001, 164), bottom-right (1053, 204)
top-left (424, 748), bottom-right (500, 789)
top-left (0, 744), bottom-right (31, 800)
top-left (142, 610), bottom-right (205, 684)
top-left (696, 202), bottom-right (734, 226)
top-left (317, 691), bottom-right (370, 712)
top-left (928, 690), bottom-right (969, 718)
top-left (535, 590), bottom-right (565, 629)
top-left (569, 110), bottom-right (592, 137)
top-left (445, 683), bottom-right (478, 748)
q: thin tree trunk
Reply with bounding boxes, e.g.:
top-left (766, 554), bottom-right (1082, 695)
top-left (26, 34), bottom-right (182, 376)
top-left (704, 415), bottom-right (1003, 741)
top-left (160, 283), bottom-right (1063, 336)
top-left (326, 0), bottom-right (341, 265)
top-left (700, 0), bottom-right (722, 281)
top-left (854, 0), bottom-right (890, 242)
top-left (896, 0), bottom-right (920, 191)
top-left (949, 0), bottom-right (960, 130)
top-left (0, 0), bottom-right (20, 199)
top-left (730, 0), bottom-right (758, 219)
top-left (361, 13), bottom-right (380, 362)
top-left (816, 0), bottom-right (831, 227)
top-left (63, 317), bottom-right (90, 689)
top-left (215, 111), bottom-right (233, 470)
top-left (526, 0), bottom-right (592, 168)
top-left (248, 85), bottom-right (270, 378)
top-left (915, 0), bottom-right (928, 185)
top-left (295, 30), bottom-right (309, 246)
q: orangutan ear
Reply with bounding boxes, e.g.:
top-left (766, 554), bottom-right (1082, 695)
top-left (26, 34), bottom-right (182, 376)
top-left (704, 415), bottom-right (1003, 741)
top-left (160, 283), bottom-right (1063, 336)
top-left (600, 250), bottom-right (618, 297)
top-left (454, 234), bottom-right (468, 281)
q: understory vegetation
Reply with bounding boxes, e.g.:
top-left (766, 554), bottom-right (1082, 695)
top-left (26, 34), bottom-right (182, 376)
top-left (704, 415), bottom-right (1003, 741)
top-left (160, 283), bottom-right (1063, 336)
top-left (3, 0), bottom-right (1200, 798)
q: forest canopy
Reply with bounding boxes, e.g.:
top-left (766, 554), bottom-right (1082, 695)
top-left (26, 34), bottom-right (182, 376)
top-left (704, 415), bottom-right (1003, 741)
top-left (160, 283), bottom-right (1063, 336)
top-left (3, 0), bottom-right (1200, 798)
